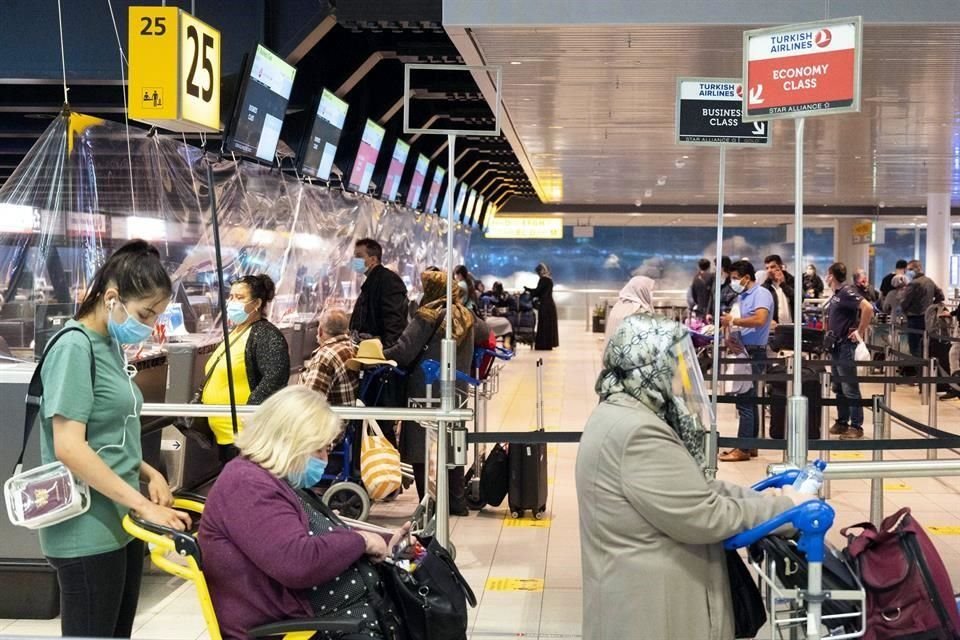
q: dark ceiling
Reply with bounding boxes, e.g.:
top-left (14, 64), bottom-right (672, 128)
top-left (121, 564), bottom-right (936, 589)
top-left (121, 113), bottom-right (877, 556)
top-left (0, 0), bottom-right (535, 204)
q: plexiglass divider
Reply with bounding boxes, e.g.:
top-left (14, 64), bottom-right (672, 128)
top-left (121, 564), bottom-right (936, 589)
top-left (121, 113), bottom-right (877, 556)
top-left (0, 112), bottom-right (470, 362)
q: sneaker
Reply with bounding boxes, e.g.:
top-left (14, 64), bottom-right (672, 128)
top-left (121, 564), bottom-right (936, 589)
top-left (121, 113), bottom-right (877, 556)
top-left (718, 449), bottom-right (752, 462)
top-left (840, 427), bottom-right (864, 440)
top-left (829, 421), bottom-right (849, 436)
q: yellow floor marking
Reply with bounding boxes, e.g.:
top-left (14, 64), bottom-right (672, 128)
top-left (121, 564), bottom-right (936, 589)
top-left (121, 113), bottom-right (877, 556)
top-left (929, 526), bottom-right (960, 535)
top-left (883, 481), bottom-right (912, 491)
top-left (504, 516), bottom-right (552, 529)
top-left (485, 578), bottom-right (545, 592)
top-left (830, 452), bottom-right (866, 460)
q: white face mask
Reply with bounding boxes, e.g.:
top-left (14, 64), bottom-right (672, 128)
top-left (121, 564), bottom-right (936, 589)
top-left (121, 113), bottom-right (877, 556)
top-left (730, 279), bottom-right (745, 294)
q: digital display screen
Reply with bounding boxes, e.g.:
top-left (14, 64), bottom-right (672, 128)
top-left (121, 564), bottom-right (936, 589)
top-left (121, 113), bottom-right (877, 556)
top-left (405, 154), bottom-right (429, 209)
top-left (301, 89), bottom-right (349, 180)
top-left (471, 194), bottom-right (485, 227)
top-left (454, 183), bottom-right (468, 220)
top-left (228, 44), bottom-right (297, 162)
top-left (383, 139), bottom-right (410, 202)
top-left (349, 119), bottom-right (386, 193)
top-left (440, 179), bottom-right (456, 219)
top-left (425, 166), bottom-right (445, 214)
top-left (463, 190), bottom-right (478, 224)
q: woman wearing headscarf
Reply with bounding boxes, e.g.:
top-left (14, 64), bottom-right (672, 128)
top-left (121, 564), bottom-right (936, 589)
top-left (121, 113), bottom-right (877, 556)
top-left (524, 263), bottom-right (559, 350)
top-left (604, 275), bottom-right (656, 341)
top-left (385, 270), bottom-right (475, 515)
top-left (576, 313), bottom-right (804, 640)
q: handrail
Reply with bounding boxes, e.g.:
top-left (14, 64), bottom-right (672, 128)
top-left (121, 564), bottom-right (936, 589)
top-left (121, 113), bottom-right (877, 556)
top-left (768, 459), bottom-right (960, 481)
top-left (140, 402), bottom-right (473, 422)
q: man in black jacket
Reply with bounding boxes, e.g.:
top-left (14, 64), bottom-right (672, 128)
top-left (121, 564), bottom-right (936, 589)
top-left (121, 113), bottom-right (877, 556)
top-left (688, 258), bottom-right (714, 319)
top-left (349, 238), bottom-right (408, 347)
top-left (762, 254), bottom-right (796, 328)
top-left (901, 260), bottom-right (944, 358)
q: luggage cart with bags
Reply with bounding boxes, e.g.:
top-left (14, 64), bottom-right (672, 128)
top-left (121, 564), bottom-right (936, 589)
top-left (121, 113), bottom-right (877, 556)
top-left (724, 467), bottom-right (866, 640)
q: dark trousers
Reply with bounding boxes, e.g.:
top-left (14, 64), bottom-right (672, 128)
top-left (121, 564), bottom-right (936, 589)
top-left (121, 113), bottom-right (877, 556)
top-left (735, 347), bottom-right (768, 440)
top-left (906, 315), bottom-right (925, 358)
top-left (831, 340), bottom-right (864, 428)
top-left (411, 463), bottom-right (465, 507)
top-left (47, 540), bottom-right (145, 638)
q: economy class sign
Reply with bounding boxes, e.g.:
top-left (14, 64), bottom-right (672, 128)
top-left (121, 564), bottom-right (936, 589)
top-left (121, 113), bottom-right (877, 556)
top-left (742, 16), bottom-right (862, 121)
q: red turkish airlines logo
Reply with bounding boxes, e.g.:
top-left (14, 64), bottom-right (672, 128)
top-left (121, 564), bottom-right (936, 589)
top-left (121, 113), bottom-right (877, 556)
top-left (735, 84), bottom-right (743, 97)
top-left (815, 29), bottom-right (832, 48)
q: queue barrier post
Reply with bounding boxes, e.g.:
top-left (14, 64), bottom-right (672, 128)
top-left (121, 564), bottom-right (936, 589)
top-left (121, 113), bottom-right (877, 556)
top-left (869, 394), bottom-right (885, 524)
top-left (820, 369), bottom-right (833, 500)
top-left (929, 357), bottom-right (940, 461)
top-left (921, 332), bottom-right (931, 406)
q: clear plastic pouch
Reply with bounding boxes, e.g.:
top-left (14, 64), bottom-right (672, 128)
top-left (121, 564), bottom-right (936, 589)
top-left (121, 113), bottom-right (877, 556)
top-left (4, 461), bottom-right (91, 530)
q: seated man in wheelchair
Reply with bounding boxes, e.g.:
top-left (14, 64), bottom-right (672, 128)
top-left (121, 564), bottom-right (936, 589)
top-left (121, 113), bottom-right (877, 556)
top-left (198, 386), bottom-right (410, 639)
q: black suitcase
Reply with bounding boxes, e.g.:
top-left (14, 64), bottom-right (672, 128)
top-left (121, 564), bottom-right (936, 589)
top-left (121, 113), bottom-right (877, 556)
top-left (930, 337), bottom-right (952, 392)
top-left (508, 359), bottom-right (548, 519)
top-left (767, 365), bottom-right (822, 440)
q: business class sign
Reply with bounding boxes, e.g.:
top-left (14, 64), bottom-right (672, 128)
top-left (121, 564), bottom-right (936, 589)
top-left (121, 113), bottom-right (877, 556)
top-left (742, 16), bottom-right (862, 121)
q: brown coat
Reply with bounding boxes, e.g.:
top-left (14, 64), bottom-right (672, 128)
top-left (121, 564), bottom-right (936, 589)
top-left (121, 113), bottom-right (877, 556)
top-left (575, 396), bottom-right (794, 640)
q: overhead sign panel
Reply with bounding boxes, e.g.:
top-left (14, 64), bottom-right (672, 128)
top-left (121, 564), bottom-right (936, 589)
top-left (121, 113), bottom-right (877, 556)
top-left (742, 16), bottom-right (862, 121)
top-left (485, 217), bottom-right (562, 240)
top-left (128, 6), bottom-right (221, 132)
top-left (676, 78), bottom-right (770, 146)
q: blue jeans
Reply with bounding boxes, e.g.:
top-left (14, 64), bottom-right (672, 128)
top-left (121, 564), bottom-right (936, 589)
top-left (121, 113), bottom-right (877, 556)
top-left (735, 347), bottom-right (768, 440)
top-left (831, 340), bottom-right (863, 428)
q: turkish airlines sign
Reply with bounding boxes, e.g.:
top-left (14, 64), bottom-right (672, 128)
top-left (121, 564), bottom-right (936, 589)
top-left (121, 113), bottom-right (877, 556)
top-left (742, 16), bottom-right (862, 121)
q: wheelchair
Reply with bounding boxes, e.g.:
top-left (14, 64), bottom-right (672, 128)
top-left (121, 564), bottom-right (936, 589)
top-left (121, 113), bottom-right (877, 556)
top-left (122, 494), bottom-right (374, 640)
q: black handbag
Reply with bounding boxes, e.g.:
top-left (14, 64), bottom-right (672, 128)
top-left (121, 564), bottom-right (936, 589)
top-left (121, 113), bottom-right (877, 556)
top-left (725, 549), bottom-right (767, 639)
top-left (479, 443), bottom-right (509, 506)
top-left (380, 538), bottom-right (477, 640)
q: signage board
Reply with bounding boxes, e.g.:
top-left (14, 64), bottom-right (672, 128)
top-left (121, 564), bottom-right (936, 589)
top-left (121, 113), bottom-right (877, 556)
top-left (676, 78), bottom-right (770, 146)
top-left (485, 217), bottom-right (563, 240)
top-left (742, 16), bottom-right (862, 121)
top-left (129, 6), bottom-right (221, 132)
top-left (852, 220), bottom-right (873, 244)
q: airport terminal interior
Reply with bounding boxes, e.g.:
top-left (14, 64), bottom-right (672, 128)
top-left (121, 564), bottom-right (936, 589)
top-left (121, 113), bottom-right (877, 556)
top-left (1, 1), bottom-right (960, 639)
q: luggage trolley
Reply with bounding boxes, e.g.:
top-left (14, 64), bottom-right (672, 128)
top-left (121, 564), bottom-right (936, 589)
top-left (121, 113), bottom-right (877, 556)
top-left (464, 346), bottom-right (514, 509)
top-left (406, 359), bottom-right (481, 545)
top-left (725, 469), bottom-right (866, 640)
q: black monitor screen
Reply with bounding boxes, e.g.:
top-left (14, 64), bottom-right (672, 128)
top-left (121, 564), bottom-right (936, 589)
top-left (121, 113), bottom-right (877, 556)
top-left (382, 139), bottom-right (410, 202)
top-left (405, 154), bottom-right (429, 209)
top-left (226, 44), bottom-right (297, 162)
top-left (301, 89), bottom-right (349, 180)
top-left (425, 166), bottom-right (445, 214)
top-left (348, 119), bottom-right (386, 193)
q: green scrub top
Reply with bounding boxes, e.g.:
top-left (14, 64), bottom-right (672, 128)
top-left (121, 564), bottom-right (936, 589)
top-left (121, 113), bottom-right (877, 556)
top-left (38, 320), bottom-right (144, 559)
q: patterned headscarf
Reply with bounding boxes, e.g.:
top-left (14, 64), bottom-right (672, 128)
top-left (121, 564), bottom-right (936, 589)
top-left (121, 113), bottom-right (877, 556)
top-left (596, 312), bottom-right (706, 467)
top-left (417, 270), bottom-right (474, 344)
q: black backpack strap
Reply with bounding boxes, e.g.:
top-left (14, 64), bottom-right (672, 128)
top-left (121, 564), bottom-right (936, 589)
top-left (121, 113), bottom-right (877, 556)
top-left (15, 326), bottom-right (96, 474)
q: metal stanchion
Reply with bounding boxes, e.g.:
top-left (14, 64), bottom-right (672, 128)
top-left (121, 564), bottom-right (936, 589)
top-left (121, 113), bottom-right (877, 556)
top-left (820, 369), bottom-right (832, 499)
top-left (869, 394), bottom-right (885, 524)
top-left (929, 357), bottom-right (939, 461)
top-left (921, 332), bottom-right (930, 406)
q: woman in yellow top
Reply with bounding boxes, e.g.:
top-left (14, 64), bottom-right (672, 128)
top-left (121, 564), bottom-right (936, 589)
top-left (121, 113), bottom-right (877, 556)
top-left (202, 274), bottom-right (290, 463)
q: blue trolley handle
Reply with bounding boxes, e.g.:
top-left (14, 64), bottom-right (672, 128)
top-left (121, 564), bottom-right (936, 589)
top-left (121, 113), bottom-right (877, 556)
top-left (750, 469), bottom-right (802, 492)
top-left (723, 500), bottom-right (835, 563)
top-left (421, 359), bottom-right (481, 388)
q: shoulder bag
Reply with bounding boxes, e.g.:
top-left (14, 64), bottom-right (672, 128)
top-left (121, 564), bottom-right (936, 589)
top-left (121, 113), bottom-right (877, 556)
top-left (4, 327), bottom-right (95, 529)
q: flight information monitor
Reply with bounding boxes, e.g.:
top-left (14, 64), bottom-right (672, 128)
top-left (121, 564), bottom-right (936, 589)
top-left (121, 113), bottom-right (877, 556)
top-left (471, 194), bottom-right (485, 227)
top-left (440, 179), bottom-right (456, 219)
top-left (425, 166), bottom-right (445, 214)
top-left (301, 89), bottom-right (349, 180)
top-left (226, 44), bottom-right (297, 162)
top-left (463, 189), bottom-right (478, 225)
top-left (454, 183), bottom-right (468, 221)
top-left (404, 154), bottom-right (429, 209)
top-left (383, 139), bottom-right (410, 202)
top-left (348, 119), bottom-right (386, 193)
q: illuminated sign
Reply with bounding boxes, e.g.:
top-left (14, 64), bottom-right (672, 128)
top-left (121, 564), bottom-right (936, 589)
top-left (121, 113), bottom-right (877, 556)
top-left (485, 217), bottom-right (563, 240)
top-left (128, 6), bottom-right (221, 132)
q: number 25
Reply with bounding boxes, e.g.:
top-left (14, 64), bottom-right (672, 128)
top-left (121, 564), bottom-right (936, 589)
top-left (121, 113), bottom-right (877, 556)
top-left (186, 25), bottom-right (214, 103)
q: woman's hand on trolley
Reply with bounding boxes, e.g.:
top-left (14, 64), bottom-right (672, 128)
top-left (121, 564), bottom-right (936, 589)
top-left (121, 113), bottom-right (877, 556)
top-left (134, 501), bottom-right (192, 532)
top-left (141, 463), bottom-right (174, 507)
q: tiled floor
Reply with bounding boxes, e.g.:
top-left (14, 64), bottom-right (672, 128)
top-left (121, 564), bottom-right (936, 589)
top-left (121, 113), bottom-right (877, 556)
top-left (5, 320), bottom-right (960, 639)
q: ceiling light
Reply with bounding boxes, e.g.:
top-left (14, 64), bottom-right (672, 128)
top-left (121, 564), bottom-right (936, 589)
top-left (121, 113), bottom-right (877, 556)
top-left (657, 176), bottom-right (667, 186)
top-left (644, 189), bottom-right (653, 198)
top-left (510, 61), bottom-right (522, 65)
top-left (674, 159), bottom-right (686, 168)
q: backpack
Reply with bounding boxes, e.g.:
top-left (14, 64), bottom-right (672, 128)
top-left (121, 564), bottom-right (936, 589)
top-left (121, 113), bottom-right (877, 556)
top-left (925, 302), bottom-right (953, 339)
top-left (478, 444), bottom-right (509, 507)
top-left (842, 508), bottom-right (960, 640)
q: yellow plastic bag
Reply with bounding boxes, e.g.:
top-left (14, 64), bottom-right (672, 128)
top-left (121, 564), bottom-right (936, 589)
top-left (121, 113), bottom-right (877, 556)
top-left (360, 418), bottom-right (402, 501)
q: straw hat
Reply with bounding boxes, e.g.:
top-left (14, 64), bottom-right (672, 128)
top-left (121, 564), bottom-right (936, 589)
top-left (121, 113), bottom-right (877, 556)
top-left (345, 338), bottom-right (397, 371)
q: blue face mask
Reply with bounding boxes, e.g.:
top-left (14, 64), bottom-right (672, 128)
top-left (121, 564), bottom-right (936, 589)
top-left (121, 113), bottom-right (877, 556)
top-left (352, 257), bottom-right (367, 274)
top-left (906, 270), bottom-right (917, 280)
top-left (108, 301), bottom-right (155, 345)
top-left (227, 301), bottom-right (250, 325)
top-left (289, 456), bottom-right (328, 489)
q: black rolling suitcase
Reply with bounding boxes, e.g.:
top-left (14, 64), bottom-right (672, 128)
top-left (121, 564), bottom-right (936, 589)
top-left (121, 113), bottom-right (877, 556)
top-left (767, 364), bottom-right (822, 440)
top-left (508, 358), bottom-right (548, 519)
